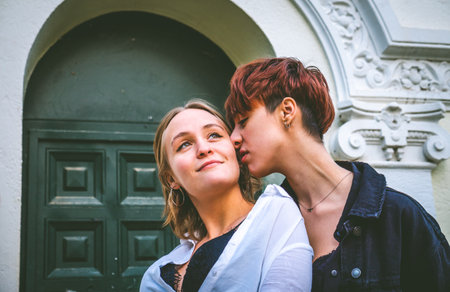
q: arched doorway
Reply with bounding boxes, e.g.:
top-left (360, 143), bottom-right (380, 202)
top-left (22, 11), bottom-right (235, 291)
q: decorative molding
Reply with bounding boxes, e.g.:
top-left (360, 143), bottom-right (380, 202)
top-left (302, 0), bottom-right (450, 105)
top-left (353, 56), bottom-right (449, 92)
top-left (331, 100), bottom-right (450, 166)
top-left (291, 0), bottom-right (450, 172)
top-left (355, 0), bottom-right (450, 60)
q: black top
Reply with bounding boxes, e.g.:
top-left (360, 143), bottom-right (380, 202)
top-left (161, 225), bottom-right (238, 292)
top-left (282, 161), bottom-right (449, 291)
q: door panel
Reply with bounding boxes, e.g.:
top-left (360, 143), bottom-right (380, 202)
top-left (118, 151), bottom-right (161, 206)
top-left (27, 129), bottom-right (176, 292)
top-left (47, 150), bottom-right (105, 206)
top-left (46, 219), bottom-right (104, 279)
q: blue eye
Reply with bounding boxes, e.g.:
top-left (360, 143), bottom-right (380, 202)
top-left (176, 141), bottom-right (191, 151)
top-left (209, 132), bottom-right (223, 139)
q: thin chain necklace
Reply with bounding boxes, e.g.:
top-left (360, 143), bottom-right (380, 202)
top-left (299, 172), bottom-right (352, 212)
top-left (203, 213), bottom-right (248, 242)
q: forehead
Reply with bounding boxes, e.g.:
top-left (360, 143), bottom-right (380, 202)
top-left (163, 109), bottom-right (224, 139)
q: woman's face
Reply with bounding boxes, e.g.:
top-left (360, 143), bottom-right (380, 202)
top-left (230, 104), bottom-right (285, 178)
top-left (163, 109), bottom-right (240, 199)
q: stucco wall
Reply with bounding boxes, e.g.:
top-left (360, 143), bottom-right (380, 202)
top-left (389, 0), bottom-right (450, 30)
top-left (433, 114), bottom-right (450, 238)
top-left (0, 1), bottom-right (55, 291)
top-left (389, 0), bottom-right (450, 240)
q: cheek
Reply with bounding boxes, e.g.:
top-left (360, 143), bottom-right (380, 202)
top-left (169, 157), bottom-right (192, 184)
top-left (222, 145), bottom-right (241, 176)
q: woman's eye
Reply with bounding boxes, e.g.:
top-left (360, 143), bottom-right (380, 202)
top-left (208, 132), bottom-right (223, 139)
top-left (238, 117), bottom-right (248, 128)
top-left (176, 141), bottom-right (191, 151)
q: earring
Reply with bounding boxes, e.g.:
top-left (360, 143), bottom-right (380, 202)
top-left (284, 121), bottom-right (291, 129)
top-left (169, 187), bottom-right (185, 207)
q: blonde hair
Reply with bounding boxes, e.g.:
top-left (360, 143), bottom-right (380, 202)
top-left (154, 99), bottom-right (258, 241)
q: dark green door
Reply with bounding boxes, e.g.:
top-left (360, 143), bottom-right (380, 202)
top-left (22, 12), bottom-right (235, 292)
top-left (25, 128), bottom-right (175, 291)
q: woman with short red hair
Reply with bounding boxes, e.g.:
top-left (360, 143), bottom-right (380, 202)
top-left (226, 57), bottom-right (449, 291)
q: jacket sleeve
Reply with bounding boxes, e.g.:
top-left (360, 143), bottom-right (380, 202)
top-left (397, 190), bottom-right (450, 292)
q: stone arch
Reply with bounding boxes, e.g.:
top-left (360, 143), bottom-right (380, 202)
top-left (21, 8), bottom-right (256, 290)
top-left (24, 0), bottom-right (276, 94)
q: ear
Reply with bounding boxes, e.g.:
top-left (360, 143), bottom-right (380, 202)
top-left (280, 97), bottom-right (298, 127)
top-left (166, 174), bottom-right (180, 190)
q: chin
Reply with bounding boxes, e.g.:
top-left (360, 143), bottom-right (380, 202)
top-left (205, 174), bottom-right (239, 187)
top-left (248, 166), bottom-right (269, 179)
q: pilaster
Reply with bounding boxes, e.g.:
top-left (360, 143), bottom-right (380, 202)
top-left (293, 0), bottom-right (450, 214)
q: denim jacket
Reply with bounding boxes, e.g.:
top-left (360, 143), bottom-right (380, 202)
top-left (282, 161), bottom-right (450, 291)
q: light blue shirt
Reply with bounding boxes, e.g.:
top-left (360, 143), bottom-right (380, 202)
top-left (140, 184), bottom-right (313, 291)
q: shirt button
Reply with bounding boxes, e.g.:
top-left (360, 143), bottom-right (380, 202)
top-left (352, 226), bottom-right (362, 237)
top-left (330, 269), bottom-right (338, 277)
top-left (351, 268), bottom-right (361, 279)
top-left (212, 271), bottom-right (217, 276)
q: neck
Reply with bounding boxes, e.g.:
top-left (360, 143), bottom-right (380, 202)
top-left (279, 132), bottom-right (351, 208)
top-left (191, 184), bottom-right (253, 240)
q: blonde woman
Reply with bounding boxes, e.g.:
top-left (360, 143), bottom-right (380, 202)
top-left (139, 100), bottom-right (313, 292)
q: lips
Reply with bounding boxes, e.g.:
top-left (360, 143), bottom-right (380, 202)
top-left (197, 160), bottom-right (222, 171)
top-left (239, 150), bottom-right (249, 163)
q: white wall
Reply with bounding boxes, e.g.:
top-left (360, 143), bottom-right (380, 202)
top-left (389, 0), bottom-right (450, 245)
top-left (389, 0), bottom-right (450, 30)
top-left (0, 1), bottom-right (61, 291)
top-left (433, 115), bottom-right (450, 241)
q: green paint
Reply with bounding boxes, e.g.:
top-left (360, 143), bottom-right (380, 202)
top-left (22, 12), bottom-right (236, 291)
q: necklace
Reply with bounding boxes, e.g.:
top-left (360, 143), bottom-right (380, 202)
top-left (223, 214), bottom-right (248, 234)
top-left (299, 172), bottom-right (352, 212)
top-left (204, 213), bottom-right (248, 242)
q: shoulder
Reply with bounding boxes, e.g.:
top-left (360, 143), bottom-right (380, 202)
top-left (382, 187), bottom-right (447, 243)
top-left (257, 184), bottom-right (300, 212)
top-left (142, 239), bottom-right (193, 276)
top-left (384, 187), bottom-right (433, 220)
top-left (140, 261), bottom-right (162, 291)
top-left (247, 184), bottom-right (303, 227)
top-left (259, 184), bottom-right (297, 202)
top-left (140, 240), bottom-right (194, 290)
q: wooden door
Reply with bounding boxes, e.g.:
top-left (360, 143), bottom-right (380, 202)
top-left (25, 128), bottom-right (175, 291)
top-left (22, 11), bottom-right (235, 292)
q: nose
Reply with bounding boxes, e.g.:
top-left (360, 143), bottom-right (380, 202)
top-left (196, 139), bottom-right (213, 157)
top-left (230, 128), bottom-right (242, 149)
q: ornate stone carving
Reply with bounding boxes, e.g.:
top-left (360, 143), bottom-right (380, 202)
top-left (353, 57), bottom-right (449, 92)
top-left (330, 101), bottom-right (450, 165)
top-left (321, 0), bottom-right (361, 49)
top-left (318, 0), bottom-right (450, 95)
top-left (375, 103), bottom-right (409, 160)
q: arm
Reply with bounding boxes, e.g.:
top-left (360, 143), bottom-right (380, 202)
top-left (260, 243), bottom-right (312, 291)
top-left (260, 202), bottom-right (313, 291)
top-left (399, 193), bottom-right (450, 291)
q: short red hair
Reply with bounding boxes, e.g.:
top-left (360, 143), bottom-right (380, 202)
top-left (225, 57), bottom-right (335, 141)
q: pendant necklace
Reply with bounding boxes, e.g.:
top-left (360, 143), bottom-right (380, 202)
top-left (299, 172), bottom-right (352, 212)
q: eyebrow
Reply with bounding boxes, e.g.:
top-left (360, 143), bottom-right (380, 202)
top-left (170, 123), bottom-right (226, 145)
top-left (237, 117), bottom-right (248, 125)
